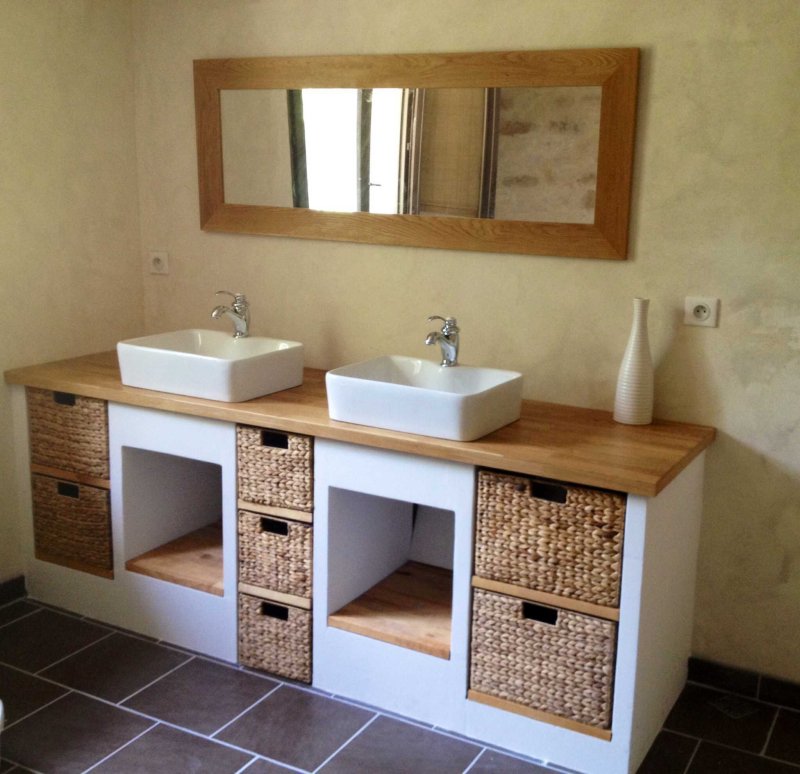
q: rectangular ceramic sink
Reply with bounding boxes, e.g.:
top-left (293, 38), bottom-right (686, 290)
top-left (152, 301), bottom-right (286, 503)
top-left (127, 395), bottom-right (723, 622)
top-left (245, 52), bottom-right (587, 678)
top-left (117, 329), bottom-right (303, 402)
top-left (326, 355), bottom-right (523, 441)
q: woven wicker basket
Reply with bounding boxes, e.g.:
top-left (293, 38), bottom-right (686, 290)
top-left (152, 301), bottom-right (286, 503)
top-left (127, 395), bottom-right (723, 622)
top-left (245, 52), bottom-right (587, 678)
top-left (27, 388), bottom-right (109, 480)
top-left (237, 426), bottom-right (313, 512)
top-left (32, 474), bottom-right (112, 573)
top-left (238, 510), bottom-right (312, 598)
top-left (470, 588), bottom-right (616, 729)
top-left (475, 470), bottom-right (626, 607)
top-left (238, 592), bottom-right (311, 683)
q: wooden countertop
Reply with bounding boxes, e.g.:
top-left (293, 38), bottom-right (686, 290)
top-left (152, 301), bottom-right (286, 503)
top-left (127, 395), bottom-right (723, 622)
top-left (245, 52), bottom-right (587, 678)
top-left (5, 351), bottom-right (715, 497)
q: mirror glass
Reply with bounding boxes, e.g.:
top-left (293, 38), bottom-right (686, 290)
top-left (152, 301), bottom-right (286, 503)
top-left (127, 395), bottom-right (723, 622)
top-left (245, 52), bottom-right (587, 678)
top-left (196, 49), bottom-right (638, 258)
top-left (220, 86), bottom-right (601, 224)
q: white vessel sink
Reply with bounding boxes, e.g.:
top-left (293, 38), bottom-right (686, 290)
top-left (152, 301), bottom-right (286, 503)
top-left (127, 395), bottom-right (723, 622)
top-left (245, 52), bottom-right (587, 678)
top-left (117, 329), bottom-right (304, 402)
top-left (326, 355), bottom-right (523, 441)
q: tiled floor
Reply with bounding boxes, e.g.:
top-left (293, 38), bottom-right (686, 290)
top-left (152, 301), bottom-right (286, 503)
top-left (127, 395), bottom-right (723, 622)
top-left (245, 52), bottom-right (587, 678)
top-left (1, 598), bottom-right (799, 774)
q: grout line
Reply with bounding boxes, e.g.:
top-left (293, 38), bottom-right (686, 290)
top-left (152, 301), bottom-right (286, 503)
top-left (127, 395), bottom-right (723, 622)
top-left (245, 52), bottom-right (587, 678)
top-left (32, 630), bottom-right (115, 676)
top-left (311, 712), bottom-right (379, 773)
top-left (116, 654), bottom-right (195, 705)
top-left (461, 747), bottom-right (487, 773)
top-left (232, 758), bottom-right (260, 774)
top-left (332, 694), bottom-right (434, 731)
top-left (0, 606), bottom-right (42, 631)
top-left (81, 721), bottom-right (159, 773)
top-left (210, 681), bottom-right (283, 738)
top-left (760, 707), bottom-right (781, 756)
top-left (0, 690), bottom-right (72, 732)
top-left (681, 737), bottom-right (701, 774)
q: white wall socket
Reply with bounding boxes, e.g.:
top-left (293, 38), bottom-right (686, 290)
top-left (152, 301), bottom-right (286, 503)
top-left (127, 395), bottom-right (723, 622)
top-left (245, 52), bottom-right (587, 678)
top-left (149, 250), bottom-right (169, 275)
top-left (684, 296), bottom-right (720, 327)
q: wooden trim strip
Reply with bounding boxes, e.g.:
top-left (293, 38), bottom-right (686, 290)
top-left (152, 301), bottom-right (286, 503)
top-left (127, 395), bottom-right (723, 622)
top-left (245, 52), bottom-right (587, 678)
top-left (471, 576), bottom-right (620, 622)
top-left (237, 500), bottom-right (313, 524)
top-left (238, 582), bottom-right (311, 610)
top-left (30, 464), bottom-right (111, 491)
top-left (467, 689), bottom-right (613, 741)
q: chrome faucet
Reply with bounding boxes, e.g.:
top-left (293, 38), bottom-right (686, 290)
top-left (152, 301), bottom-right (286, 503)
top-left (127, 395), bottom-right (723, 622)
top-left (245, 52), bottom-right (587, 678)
top-left (425, 315), bottom-right (460, 367)
top-left (211, 291), bottom-right (250, 338)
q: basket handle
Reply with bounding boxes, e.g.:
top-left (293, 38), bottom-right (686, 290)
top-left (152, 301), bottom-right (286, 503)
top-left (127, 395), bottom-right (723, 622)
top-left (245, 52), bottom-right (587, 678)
top-left (522, 601), bottom-right (558, 625)
top-left (260, 430), bottom-right (289, 449)
top-left (53, 391), bottom-right (76, 407)
top-left (260, 517), bottom-right (289, 536)
top-left (57, 481), bottom-right (80, 499)
top-left (515, 478), bottom-right (567, 504)
top-left (259, 601), bottom-right (289, 620)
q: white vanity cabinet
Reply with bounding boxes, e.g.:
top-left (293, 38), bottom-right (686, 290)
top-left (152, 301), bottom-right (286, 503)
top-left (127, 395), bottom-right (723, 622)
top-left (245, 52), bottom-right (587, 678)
top-left (6, 352), bottom-right (715, 774)
top-left (311, 442), bottom-right (706, 774)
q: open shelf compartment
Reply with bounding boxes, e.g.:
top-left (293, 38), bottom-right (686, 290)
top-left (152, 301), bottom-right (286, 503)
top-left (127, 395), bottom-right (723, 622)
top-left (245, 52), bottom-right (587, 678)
top-left (122, 447), bottom-right (224, 596)
top-left (325, 486), bottom-right (455, 660)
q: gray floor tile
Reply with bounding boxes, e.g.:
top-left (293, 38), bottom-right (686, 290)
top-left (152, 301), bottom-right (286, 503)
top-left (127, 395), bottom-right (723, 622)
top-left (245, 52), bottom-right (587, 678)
top-left (637, 730), bottom-right (699, 773)
top-left (319, 715), bottom-right (481, 774)
top-left (217, 685), bottom-right (374, 770)
top-left (470, 748), bottom-right (552, 773)
top-left (0, 663), bottom-right (68, 726)
top-left (688, 741), bottom-right (800, 773)
top-left (0, 602), bottom-right (38, 629)
top-left (91, 723), bottom-right (253, 773)
top-left (1, 693), bottom-right (152, 773)
top-left (123, 657), bottom-right (278, 734)
top-left (0, 609), bottom-right (110, 672)
top-left (665, 683), bottom-right (777, 753)
top-left (765, 709), bottom-right (800, 766)
top-left (40, 632), bottom-right (190, 703)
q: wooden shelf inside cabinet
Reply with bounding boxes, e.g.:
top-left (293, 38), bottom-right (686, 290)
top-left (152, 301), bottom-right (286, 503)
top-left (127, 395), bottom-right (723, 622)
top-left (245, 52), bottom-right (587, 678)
top-left (328, 561), bottom-right (452, 660)
top-left (126, 523), bottom-right (223, 596)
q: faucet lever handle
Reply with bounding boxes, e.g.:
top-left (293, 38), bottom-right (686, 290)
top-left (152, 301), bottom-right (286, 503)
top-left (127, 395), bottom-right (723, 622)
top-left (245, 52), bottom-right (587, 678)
top-left (427, 315), bottom-right (458, 333)
top-left (216, 290), bottom-right (248, 310)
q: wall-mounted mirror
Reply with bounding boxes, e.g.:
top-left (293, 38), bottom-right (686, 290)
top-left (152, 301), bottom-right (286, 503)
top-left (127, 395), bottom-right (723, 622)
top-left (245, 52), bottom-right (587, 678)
top-left (195, 49), bottom-right (638, 259)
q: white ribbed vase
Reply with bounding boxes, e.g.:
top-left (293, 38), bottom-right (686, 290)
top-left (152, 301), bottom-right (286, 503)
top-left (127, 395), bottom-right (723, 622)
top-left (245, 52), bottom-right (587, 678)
top-left (613, 297), bottom-right (654, 425)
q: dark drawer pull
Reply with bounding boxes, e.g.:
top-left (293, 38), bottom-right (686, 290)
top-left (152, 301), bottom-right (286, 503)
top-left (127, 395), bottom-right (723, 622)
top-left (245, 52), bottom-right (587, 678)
top-left (260, 430), bottom-right (289, 449)
top-left (522, 601), bottom-right (558, 625)
top-left (515, 478), bottom-right (568, 504)
top-left (57, 481), bottom-right (80, 499)
top-left (53, 391), bottom-right (76, 407)
top-left (260, 601), bottom-right (289, 620)
top-left (260, 517), bottom-right (289, 536)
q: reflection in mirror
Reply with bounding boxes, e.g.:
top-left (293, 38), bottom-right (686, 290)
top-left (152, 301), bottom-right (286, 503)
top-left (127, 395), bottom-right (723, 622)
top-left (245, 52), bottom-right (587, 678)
top-left (196, 49), bottom-right (639, 258)
top-left (220, 86), bottom-right (601, 225)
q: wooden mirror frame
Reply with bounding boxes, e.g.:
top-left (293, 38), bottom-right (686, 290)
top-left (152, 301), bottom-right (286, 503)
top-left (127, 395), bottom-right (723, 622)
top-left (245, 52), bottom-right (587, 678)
top-left (194, 48), bottom-right (639, 259)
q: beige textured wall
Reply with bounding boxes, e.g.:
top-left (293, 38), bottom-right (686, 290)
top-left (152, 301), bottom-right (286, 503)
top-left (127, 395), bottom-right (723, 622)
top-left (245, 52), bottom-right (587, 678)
top-left (0, 1), bottom-right (143, 581)
top-left (132, 0), bottom-right (800, 681)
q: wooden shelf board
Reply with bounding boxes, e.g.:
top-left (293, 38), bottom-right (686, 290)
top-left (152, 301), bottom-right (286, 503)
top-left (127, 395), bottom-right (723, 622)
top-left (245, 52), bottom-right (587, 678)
top-left (472, 576), bottom-right (620, 622)
top-left (126, 523), bottom-right (223, 596)
top-left (328, 561), bottom-right (452, 660)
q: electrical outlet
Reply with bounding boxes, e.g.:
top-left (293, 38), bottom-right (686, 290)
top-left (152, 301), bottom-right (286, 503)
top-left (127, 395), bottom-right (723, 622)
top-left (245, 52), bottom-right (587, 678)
top-left (684, 296), bottom-right (720, 327)
top-left (149, 250), bottom-right (169, 275)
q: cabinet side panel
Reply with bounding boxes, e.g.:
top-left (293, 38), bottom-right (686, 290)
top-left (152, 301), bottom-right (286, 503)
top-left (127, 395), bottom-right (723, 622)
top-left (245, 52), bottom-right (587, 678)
top-left (628, 453), bottom-right (706, 770)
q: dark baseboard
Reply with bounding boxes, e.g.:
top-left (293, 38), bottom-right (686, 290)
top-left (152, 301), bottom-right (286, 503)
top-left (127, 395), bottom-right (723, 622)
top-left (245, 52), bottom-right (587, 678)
top-left (0, 574), bottom-right (26, 606)
top-left (689, 656), bottom-right (800, 712)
